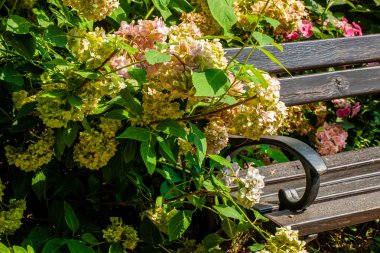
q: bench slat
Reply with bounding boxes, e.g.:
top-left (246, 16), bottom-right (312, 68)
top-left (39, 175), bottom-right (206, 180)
top-left (224, 34), bottom-right (380, 73)
top-left (278, 66), bottom-right (380, 105)
top-left (264, 190), bottom-right (380, 236)
top-left (252, 147), bottom-right (380, 213)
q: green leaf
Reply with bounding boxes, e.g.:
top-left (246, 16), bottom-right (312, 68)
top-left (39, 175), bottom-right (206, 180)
top-left (251, 32), bottom-right (274, 46)
top-left (168, 210), bottom-right (193, 241)
top-left (108, 243), bottom-right (123, 253)
top-left (0, 66), bottom-right (24, 86)
top-left (213, 205), bottom-right (244, 220)
top-left (55, 128), bottom-right (66, 156)
top-left (144, 50), bottom-right (171, 64)
top-left (123, 139), bottom-right (137, 164)
top-left (248, 243), bottom-right (265, 252)
top-left (64, 201), bottom-right (80, 233)
top-left (263, 17), bottom-right (280, 29)
top-left (41, 238), bottom-right (65, 253)
top-left (4, 33), bottom-right (36, 59)
top-left (120, 90), bottom-right (142, 116)
top-left (109, 6), bottom-right (127, 23)
top-left (74, 71), bottom-right (101, 80)
top-left (63, 121), bottom-right (78, 147)
top-left (188, 123), bottom-right (207, 166)
top-left (27, 246), bottom-right (35, 253)
top-left (40, 89), bottom-right (67, 98)
top-left (168, 0), bottom-right (194, 13)
top-left (156, 166), bottom-right (182, 184)
top-left (117, 127), bottom-right (151, 142)
top-left (66, 239), bottom-right (96, 253)
top-left (45, 26), bottom-right (67, 47)
top-left (16, 102), bottom-right (37, 119)
top-left (209, 155), bottom-right (232, 169)
top-left (157, 136), bottom-right (176, 163)
top-left (81, 233), bottom-right (98, 245)
top-left (68, 95), bottom-right (83, 109)
top-left (104, 109), bottom-right (129, 120)
top-left (202, 233), bottom-right (226, 249)
top-left (128, 68), bottom-right (147, 85)
top-left (43, 59), bottom-right (71, 69)
top-left (0, 242), bottom-right (11, 253)
top-left (32, 171), bottom-right (46, 200)
top-left (32, 8), bottom-right (54, 28)
top-left (256, 47), bottom-right (290, 75)
top-left (221, 219), bottom-right (237, 239)
top-left (6, 15), bottom-right (31, 34)
top-left (252, 209), bottom-right (269, 222)
top-left (192, 69), bottom-right (230, 97)
top-left (211, 174), bottom-right (230, 192)
top-left (12, 246), bottom-right (28, 253)
top-left (207, 0), bottom-right (236, 33)
top-left (140, 141), bottom-right (157, 175)
top-left (152, 0), bottom-right (172, 20)
top-left (157, 119), bottom-right (187, 140)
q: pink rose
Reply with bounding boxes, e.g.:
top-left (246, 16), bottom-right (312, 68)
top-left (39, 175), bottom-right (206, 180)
top-left (352, 22), bottom-right (363, 36)
top-left (336, 107), bottom-right (351, 118)
top-left (351, 102), bottom-right (361, 117)
top-left (299, 20), bottom-right (313, 38)
top-left (285, 31), bottom-right (299, 40)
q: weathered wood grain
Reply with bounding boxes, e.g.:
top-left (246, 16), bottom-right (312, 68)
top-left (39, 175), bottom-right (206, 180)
top-left (224, 34), bottom-right (380, 73)
top-left (278, 66), bottom-right (380, 105)
top-left (264, 190), bottom-right (380, 236)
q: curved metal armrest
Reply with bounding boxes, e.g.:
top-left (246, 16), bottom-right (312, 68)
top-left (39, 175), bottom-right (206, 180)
top-left (227, 135), bottom-right (327, 212)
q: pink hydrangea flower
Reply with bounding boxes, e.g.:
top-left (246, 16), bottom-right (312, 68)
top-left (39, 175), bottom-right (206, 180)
top-left (299, 20), bottom-right (313, 38)
top-left (316, 124), bottom-right (348, 155)
top-left (285, 31), bottom-right (299, 40)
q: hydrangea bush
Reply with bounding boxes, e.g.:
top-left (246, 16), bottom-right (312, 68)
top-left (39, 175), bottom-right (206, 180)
top-left (0, 0), bottom-right (379, 252)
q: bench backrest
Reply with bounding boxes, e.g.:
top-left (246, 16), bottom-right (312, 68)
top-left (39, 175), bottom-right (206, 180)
top-left (225, 34), bottom-right (380, 105)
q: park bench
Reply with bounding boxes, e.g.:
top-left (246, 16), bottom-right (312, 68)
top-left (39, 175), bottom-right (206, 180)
top-left (223, 34), bottom-right (380, 240)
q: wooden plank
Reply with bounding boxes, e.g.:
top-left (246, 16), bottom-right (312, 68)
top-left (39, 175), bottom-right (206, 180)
top-left (264, 190), bottom-right (380, 236)
top-left (224, 34), bottom-right (380, 73)
top-left (230, 147), bottom-right (380, 213)
top-left (278, 66), bottom-right (380, 106)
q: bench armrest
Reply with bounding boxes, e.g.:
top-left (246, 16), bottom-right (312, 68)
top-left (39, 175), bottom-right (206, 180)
top-left (227, 135), bottom-right (327, 212)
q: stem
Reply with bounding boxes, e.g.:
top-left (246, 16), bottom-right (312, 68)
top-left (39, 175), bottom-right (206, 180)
top-left (144, 6), bottom-right (155, 20)
top-left (0, 107), bottom-right (12, 120)
top-left (10, 0), bottom-right (19, 15)
top-left (172, 94), bottom-right (258, 122)
top-left (0, 0), bottom-right (6, 11)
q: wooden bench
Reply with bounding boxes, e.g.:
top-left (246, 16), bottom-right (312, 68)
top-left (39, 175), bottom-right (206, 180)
top-left (223, 34), bottom-right (380, 239)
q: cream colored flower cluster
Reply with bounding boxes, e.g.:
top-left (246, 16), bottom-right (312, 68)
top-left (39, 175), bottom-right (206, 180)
top-left (234, 0), bottom-right (309, 34)
top-left (181, 0), bottom-right (221, 35)
top-left (220, 159), bottom-right (265, 208)
top-left (36, 84), bottom-right (85, 129)
top-left (62, 0), bottom-right (119, 21)
top-left (260, 227), bottom-right (307, 253)
top-left (5, 129), bottom-right (55, 172)
top-left (0, 199), bottom-right (27, 236)
top-left (12, 90), bottom-right (35, 110)
top-left (145, 206), bottom-right (179, 234)
top-left (204, 117), bottom-right (229, 155)
top-left (282, 103), bottom-right (327, 136)
top-left (102, 217), bottom-right (139, 251)
top-left (68, 27), bottom-right (115, 69)
top-left (229, 74), bottom-right (287, 140)
top-left (73, 118), bottom-right (120, 170)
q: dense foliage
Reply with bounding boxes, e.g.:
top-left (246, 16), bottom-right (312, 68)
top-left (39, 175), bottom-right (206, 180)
top-left (0, 0), bottom-right (379, 252)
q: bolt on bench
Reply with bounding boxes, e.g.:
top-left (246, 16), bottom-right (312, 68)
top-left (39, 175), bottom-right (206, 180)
top-left (223, 34), bottom-right (380, 238)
